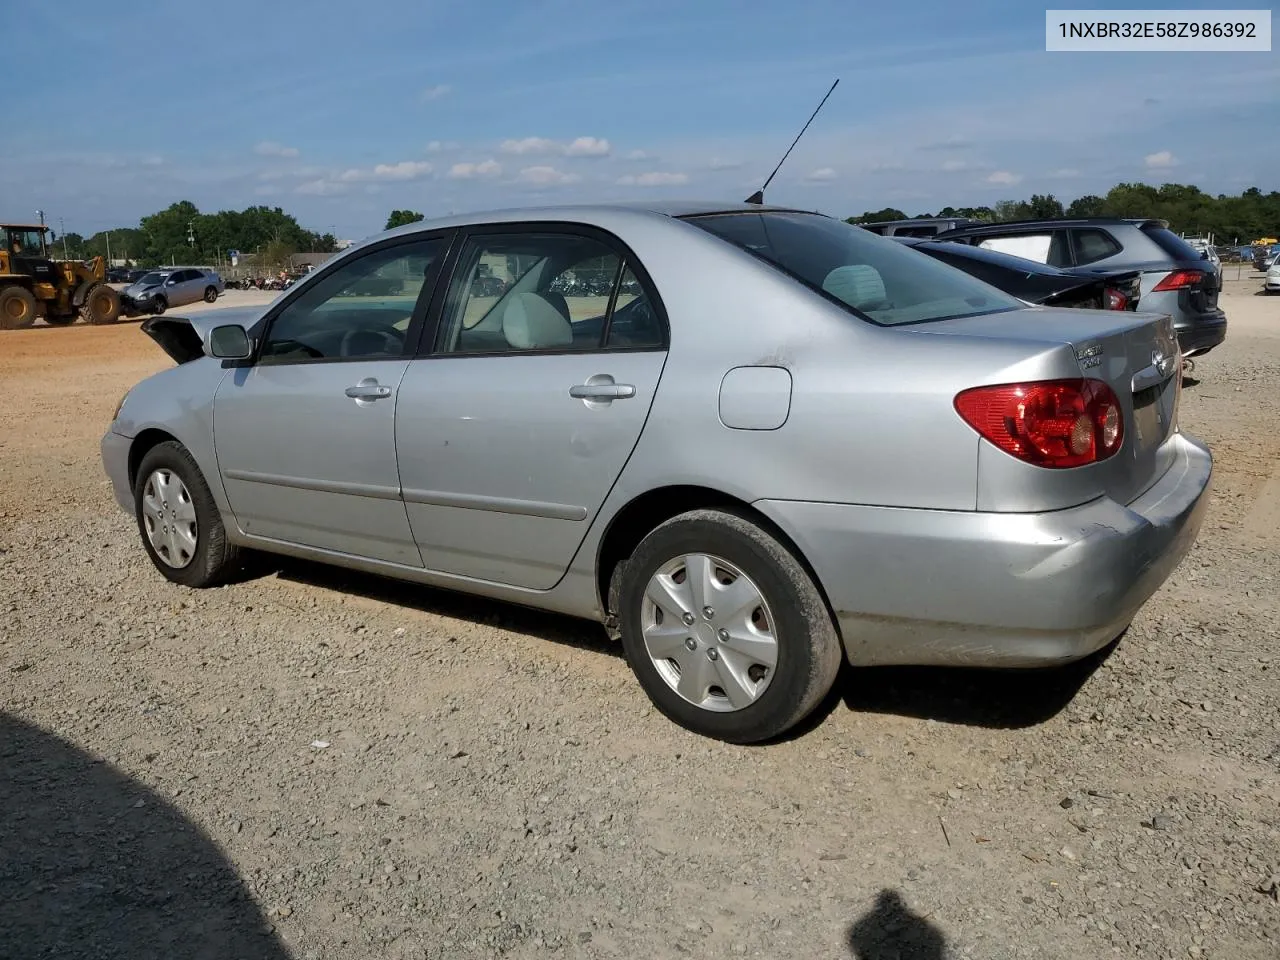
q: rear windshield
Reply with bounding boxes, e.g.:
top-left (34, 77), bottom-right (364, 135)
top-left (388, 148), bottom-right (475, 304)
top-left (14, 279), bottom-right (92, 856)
top-left (1143, 226), bottom-right (1205, 261)
top-left (685, 211), bottom-right (1022, 326)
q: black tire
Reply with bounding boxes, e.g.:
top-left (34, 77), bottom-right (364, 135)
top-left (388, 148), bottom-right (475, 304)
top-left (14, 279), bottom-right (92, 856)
top-left (617, 509), bottom-right (842, 744)
top-left (43, 312), bottom-right (78, 326)
top-left (0, 286), bottom-right (37, 330)
top-left (133, 441), bottom-right (240, 588)
top-left (82, 283), bottom-right (122, 325)
top-left (152, 296), bottom-right (167, 315)
top-left (203, 286), bottom-right (218, 303)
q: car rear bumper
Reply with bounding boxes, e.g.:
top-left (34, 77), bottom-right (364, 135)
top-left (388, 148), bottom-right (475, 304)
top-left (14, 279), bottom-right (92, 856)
top-left (101, 428), bottom-right (134, 513)
top-left (755, 432), bottom-right (1212, 668)
top-left (1175, 311), bottom-right (1226, 357)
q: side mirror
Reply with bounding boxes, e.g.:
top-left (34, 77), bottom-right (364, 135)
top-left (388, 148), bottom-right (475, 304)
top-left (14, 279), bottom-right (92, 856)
top-left (205, 324), bottom-right (253, 360)
top-left (166, 278), bottom-right (178, 285)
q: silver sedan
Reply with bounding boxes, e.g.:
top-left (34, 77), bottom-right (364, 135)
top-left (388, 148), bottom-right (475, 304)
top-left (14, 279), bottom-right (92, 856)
top-left (101, 202), bottom-right (1212, 743)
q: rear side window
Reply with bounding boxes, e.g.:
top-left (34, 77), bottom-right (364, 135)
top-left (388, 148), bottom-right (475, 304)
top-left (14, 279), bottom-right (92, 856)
top-left (976, 232), bottom-right (1071, 268)
top-left (686, 211), bottom-right (1022, 327)
top-left (1144, 226), bottom-right (1205, 261)
top-left (1071, 228), bottom-right (1122, 265)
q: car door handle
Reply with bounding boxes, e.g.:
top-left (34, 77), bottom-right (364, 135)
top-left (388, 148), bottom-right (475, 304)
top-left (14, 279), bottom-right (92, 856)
top-left (345, 381), bottom-right (392, 400)
top-left (569, 382), bottom-right (636, 400)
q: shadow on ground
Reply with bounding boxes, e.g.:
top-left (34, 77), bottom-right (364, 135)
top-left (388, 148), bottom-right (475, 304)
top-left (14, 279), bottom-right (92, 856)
top-left (268, 556), bottom-right (620, 660)
top-left (262, 557), bottom-right (1113, 732)
top-left (0, 713), bottom-right (289, 960)
top-left (848, 889), bottom-right (949, 959)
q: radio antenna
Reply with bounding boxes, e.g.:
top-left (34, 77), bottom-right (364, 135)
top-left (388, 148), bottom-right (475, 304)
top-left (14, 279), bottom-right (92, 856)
top-left (745, 78), bottom-right (840, 205)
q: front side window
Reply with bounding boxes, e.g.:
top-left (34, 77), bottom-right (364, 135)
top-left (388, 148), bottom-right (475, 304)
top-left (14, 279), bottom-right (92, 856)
top-left (437, 232), bottom-right (660, 355)
top-left (258, 238), bottom-right (446, 364)
top-left (686, 212), bottom-right (1021, 326)
top-left (9, 229), bottom-right (46, 255)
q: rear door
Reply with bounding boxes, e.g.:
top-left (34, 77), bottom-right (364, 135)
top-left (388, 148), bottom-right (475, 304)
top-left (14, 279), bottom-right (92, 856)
top-left (395, 224), bottom-right (668, 589)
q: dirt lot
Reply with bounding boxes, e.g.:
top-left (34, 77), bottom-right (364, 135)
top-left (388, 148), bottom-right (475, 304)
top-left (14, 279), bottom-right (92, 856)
top-left (1, 284), bottom-right (1277, 960)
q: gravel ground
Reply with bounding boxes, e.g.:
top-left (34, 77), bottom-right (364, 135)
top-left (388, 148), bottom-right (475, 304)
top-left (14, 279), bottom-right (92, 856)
top-left (1, 283), bottom-right (1277, 960)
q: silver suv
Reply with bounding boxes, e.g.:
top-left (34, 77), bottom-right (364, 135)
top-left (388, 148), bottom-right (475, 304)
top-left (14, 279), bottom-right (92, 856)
top-left (123, 267), bottom-right (224, 313)
top-left (934, 218), bottom-right (1227, 363)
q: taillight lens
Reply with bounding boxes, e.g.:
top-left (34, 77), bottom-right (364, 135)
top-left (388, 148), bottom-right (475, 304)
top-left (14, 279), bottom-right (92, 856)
top-left (954, 379), bottom-right (1125, 469)
top-left (1151, 269), bottom-right (1203, 292)
top-left (1104, 288), bottom-right (1128, 310)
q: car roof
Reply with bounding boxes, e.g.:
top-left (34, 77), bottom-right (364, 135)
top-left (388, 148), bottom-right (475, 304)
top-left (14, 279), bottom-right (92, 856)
top-left (936, 216), bottom-right (1170, 235)
top-left (375, 200), bottom-right (821, 240)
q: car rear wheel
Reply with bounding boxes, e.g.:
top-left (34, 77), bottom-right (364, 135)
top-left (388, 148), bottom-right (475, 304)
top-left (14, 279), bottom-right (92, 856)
top-left (618, 509), bottom-right (842, 744)
top-left (203, 286), bottom-right (218, 303)
top-left (133, 441), bottom-right (240, 588)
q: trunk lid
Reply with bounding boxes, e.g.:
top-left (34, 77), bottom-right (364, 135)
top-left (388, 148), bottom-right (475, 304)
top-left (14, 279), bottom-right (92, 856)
top-left (909, 306), bottom-right (1182, 506)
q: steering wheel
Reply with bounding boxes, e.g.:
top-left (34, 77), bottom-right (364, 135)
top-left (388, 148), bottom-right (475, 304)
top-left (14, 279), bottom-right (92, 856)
top-left (339, 324), bottom-right (402, 358)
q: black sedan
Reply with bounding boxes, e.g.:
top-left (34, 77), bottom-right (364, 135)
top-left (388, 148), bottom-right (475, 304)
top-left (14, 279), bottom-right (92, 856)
top-left (895, 237), bottom-right (1142, 311)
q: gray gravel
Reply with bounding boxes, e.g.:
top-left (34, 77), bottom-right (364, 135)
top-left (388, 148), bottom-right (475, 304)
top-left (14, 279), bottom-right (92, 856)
top-left (1, 280), bottom-right (1276, 959)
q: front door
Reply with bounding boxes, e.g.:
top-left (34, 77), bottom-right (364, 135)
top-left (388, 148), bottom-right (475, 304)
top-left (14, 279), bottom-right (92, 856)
top-left (395, 226), bottom-right (668, 589)
top-left (213, 234), bottom-right (451, 565)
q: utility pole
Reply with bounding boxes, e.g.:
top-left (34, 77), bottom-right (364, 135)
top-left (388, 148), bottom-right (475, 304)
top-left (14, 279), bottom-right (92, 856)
top-left (58, 217), bottom-right (68, 259)
top-left (187, 220), bottom-right (195, 257)
top-left (106, 232), bottom-right (112, 265)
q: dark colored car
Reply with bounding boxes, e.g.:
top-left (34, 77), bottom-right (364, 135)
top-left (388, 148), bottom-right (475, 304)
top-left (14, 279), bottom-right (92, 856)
top-left (895, 238), bottom-right (1142, 311)
top-left (932, 218), bottom-right (1226, 361)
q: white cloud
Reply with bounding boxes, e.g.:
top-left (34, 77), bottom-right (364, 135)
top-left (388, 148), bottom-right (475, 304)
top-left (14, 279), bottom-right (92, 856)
top-left (1144, 150), bottom-right (1177, 169)
top-left (339, 160), bottom-right (434, 182)
top-left (625, 149), bottom-right (651, 161)
top-left (420, 84), bottom-right (452, 102)
top-left (254, 141), bottom-right (300, 158)
top-left (448, 159), bottom-right (502, 180)
top-left (295, 179), bottom-right (345, 196)
top-left (501, 137), bottom-right (561, 156)
top-left (617, 171), bottom-right (689, 187)
top-left (941, 159), bottom-right (967, 172)
top-left (708, 157), bottom-right (744, 171)
top-left (517, 165), bottom-right (580, 186)
top-left (565, 136), bottom-right (611, 157)
top-left (500, 136), bottom-right (611, 157)
top-left (986, 170), bottom-right (1023, 185)
top-left (803, 167), bottom-right (837, 183)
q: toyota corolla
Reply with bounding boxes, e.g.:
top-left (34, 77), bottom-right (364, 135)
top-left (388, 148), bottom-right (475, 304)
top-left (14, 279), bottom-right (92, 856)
top-left (102, 202), bottom-right (1212, 743)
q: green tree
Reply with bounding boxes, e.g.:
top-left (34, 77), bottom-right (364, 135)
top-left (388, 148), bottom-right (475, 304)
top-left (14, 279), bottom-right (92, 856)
top-left (1026, 194), bottom-right (1064, 219)
top-left (993, 199), bottom-right (1032, 222)
top-left (385, 210), bottom-right (425, 230)
top-left (262, 239), bottom-right (296, 272)
top-left (1065, 195), bottom-right (1107, 218)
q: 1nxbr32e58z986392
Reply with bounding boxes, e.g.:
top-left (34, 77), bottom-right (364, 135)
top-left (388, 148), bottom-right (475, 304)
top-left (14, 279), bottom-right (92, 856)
top-left (101, 202), bottom-right (1211, 743)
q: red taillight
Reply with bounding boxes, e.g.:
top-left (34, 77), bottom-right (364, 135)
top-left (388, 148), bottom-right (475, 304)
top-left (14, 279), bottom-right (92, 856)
top-left (954, 379), bottom-right (1125, 469)
top-left (1151, 270), bottom-right (1203, 292)
top-left (1104, 288), bottom-right (1128, 310)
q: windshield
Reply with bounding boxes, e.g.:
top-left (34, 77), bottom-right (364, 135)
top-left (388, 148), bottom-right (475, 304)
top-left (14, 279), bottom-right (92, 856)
top-left (684, 211), bottom-right (1022, 326)
top-left (138, 272), bottom-right (167, 286)
top-left (8, 229), bottom-right (46, 256)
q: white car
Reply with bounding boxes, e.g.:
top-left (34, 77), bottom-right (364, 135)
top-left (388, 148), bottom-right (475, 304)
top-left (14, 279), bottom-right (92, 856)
top-left (1265, 261), bottom-right (1280, 294)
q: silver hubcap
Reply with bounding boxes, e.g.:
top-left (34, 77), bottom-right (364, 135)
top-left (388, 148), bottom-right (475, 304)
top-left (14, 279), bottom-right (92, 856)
top-left (641, 554), bottom-right (779, 712)
top-left (141, 468), bottom-right (198, 569)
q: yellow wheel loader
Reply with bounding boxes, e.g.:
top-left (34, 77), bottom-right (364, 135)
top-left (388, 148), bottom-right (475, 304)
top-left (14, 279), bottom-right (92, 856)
top-left (0, 223), bottom-right (121, 329)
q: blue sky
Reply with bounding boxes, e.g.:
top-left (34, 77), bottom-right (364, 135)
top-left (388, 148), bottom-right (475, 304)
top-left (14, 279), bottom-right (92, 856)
top-left (8, 0), bottom-right (1277, 241)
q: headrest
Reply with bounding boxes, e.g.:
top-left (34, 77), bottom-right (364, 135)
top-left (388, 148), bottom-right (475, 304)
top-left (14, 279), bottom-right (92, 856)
top-left (822, 264), bottom-right (887, 309)
top-left (502, 292), bottom-right (573, 350)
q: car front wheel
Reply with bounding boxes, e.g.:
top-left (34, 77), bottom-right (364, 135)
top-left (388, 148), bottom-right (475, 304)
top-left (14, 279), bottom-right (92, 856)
top-left (618, 509), bottom-right (842, 743)
top-left (133, 441), bottom-right (239, 587)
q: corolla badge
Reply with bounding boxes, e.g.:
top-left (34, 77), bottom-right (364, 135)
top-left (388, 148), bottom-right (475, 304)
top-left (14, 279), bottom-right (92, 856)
top-left (1076, 343), bottom-right (1103, 369)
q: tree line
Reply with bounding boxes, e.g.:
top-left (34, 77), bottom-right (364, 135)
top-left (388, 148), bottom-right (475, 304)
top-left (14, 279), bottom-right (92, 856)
top-left (848, 183), bottom-right (1280, 244)
top-left (56, 201), bottom-right (339, 268)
